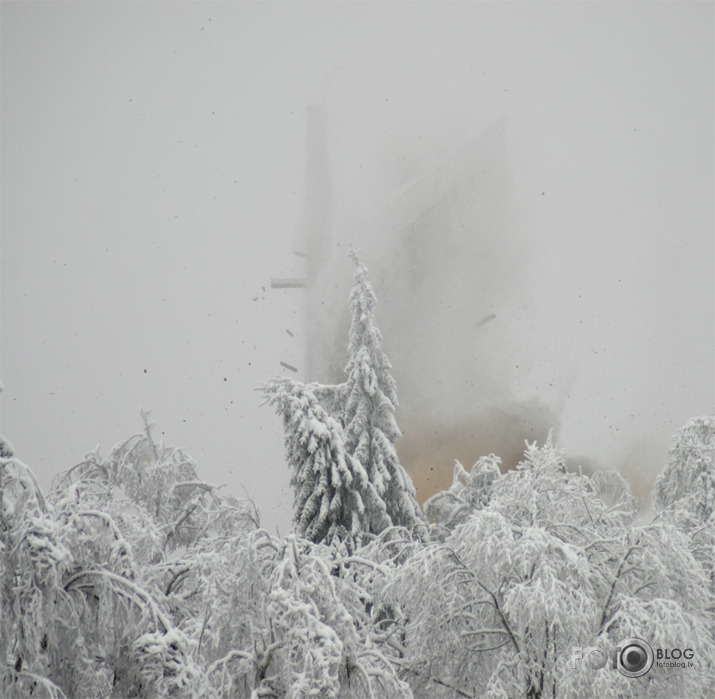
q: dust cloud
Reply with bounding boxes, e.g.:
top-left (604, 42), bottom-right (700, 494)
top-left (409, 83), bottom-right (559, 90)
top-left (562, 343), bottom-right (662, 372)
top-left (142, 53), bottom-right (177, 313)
top-left (398, 400), bottom-right (560, 504)
top-left (293, 5), bottom-right (712, 507)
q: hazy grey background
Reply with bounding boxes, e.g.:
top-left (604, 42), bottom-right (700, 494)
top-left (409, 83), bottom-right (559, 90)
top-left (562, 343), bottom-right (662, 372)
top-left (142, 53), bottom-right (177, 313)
top-left (2, 2), bottom-right (713, 532)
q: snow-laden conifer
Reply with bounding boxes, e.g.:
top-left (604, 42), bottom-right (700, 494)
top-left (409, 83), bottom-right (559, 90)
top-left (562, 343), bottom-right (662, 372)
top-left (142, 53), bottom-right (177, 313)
top-left (342, 251), bottom-right (426, 537)
top-left (263, 377), bottom-right (390, 544)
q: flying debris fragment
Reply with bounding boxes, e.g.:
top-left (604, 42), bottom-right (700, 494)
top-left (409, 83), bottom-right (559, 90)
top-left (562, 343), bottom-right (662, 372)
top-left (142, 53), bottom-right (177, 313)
top-left (270, 278), bottom-right (307, 289)
top-left (280, 361), bottom-right (298, 373)
top-left (286, 329), bottom-right (295, 337)
top-left (475, 313), bottom-right (497, 328)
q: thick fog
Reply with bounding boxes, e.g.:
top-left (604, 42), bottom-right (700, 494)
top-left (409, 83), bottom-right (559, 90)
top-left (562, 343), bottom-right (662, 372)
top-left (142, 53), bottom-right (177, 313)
top-left (2, 2), bottom-right (713, 532)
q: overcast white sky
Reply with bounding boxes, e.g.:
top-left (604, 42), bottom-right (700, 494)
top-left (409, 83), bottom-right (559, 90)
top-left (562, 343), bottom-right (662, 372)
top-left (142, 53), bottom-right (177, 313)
top-left (2, 1), bottom-right (713, 531)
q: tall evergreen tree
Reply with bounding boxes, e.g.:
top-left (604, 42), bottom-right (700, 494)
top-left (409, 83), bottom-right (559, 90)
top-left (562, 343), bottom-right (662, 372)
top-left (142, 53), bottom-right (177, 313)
top-left (262, 377), bottom-right (390, 544)
top-left (342, 251), bottom-right (426, 537)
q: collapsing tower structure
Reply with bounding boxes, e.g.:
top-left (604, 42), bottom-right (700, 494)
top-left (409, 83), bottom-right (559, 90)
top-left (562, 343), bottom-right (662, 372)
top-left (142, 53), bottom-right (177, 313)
top-left (285, 104), bottom-right (508, 395)
top-left (272, 100), bottom-right (555, 501)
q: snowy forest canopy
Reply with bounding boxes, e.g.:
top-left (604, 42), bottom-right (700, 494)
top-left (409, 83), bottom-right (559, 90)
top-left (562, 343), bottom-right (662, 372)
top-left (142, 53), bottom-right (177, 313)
top-left (1, 255), bottom-right (714, 698)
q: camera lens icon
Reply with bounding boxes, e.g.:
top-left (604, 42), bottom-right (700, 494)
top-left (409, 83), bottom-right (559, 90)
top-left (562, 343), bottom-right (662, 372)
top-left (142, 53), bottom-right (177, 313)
top-left (616, 638), bottom-right (654, 677)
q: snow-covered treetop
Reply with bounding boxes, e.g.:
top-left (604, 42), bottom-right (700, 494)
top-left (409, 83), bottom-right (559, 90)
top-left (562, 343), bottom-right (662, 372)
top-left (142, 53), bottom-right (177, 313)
top-left (653, 414), bottom-right (715, 521)
top-left (345, 249), bottom-right (398, 411)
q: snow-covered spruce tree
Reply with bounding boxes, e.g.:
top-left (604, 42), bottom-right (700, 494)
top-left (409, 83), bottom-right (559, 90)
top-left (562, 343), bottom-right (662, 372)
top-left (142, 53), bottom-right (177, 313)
top-left (342, 251), bottom-right (426, 538)
top-left (263, 377), bottom-right (390, 544)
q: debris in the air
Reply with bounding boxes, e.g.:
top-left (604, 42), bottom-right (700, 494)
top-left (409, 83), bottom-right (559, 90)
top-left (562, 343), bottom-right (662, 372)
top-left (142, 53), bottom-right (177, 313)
top-left (475, 313), bottom-right (496, 328)
top-left (271, 278), bottom-right (307, 289)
